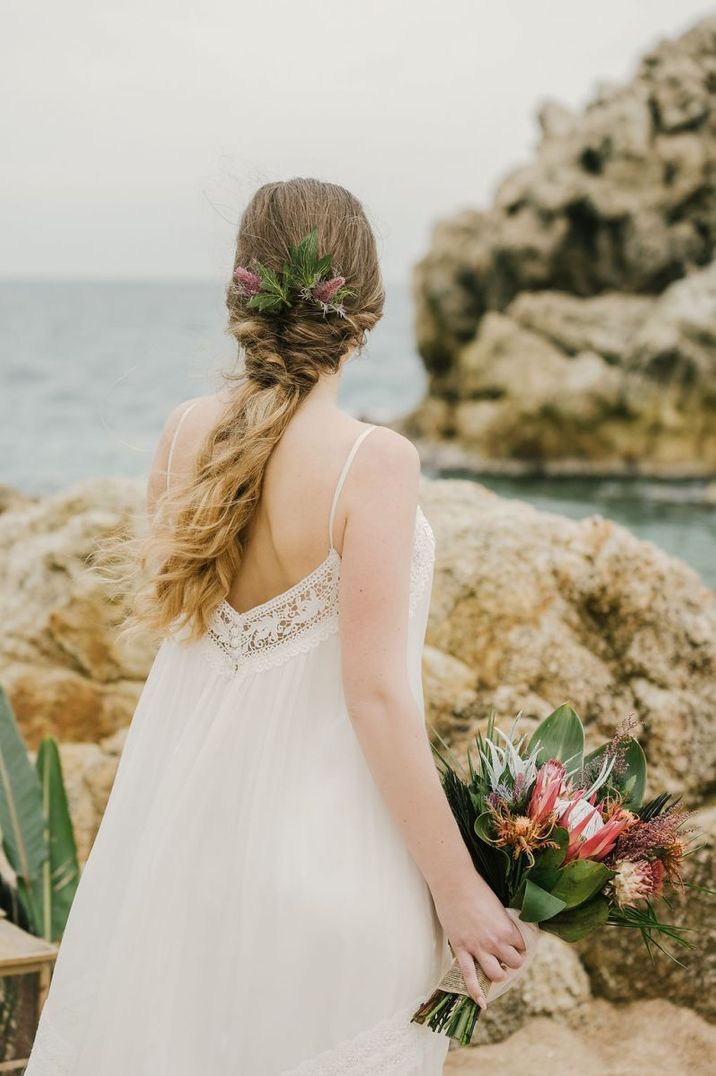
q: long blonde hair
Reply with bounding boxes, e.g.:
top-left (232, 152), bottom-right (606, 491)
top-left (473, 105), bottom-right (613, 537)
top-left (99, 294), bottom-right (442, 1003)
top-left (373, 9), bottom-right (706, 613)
top-left (103, 178), bottom-right (384, 647)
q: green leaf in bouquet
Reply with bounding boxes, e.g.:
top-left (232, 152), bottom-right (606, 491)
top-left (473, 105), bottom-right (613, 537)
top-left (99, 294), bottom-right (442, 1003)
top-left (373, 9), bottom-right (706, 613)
top-left (527, 704), bottom-right (584, 775)
top-left (519, 878), bottom-right (568, 922)
top-left (473, 811), bottom-right (497, 844)
top-left (529, 865), bottom-right (562, 891)
top-left (549, 858), bottom-right (613, 909)
top-left (583, 736), bottom-right (646, 809)
top-left (471, 810), bottom-right (512, 902)
top-left (540, 895), bottom-right (610, 941)
top-left (531, 825), bottom-right (569, 871)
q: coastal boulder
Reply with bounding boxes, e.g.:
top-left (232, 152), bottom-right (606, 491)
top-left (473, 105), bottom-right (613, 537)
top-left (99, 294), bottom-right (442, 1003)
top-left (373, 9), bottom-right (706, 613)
top-left (420, 477), bottom-right (716, 803)
top-left (407, 16), bottom-right (716, 471)
top-left (0, 477), bottom-right (154, 747)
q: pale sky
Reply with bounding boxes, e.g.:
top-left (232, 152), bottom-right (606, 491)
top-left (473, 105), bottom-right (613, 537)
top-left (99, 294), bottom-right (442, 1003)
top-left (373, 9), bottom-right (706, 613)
top-left (3, 0), bottom-right (714, 283)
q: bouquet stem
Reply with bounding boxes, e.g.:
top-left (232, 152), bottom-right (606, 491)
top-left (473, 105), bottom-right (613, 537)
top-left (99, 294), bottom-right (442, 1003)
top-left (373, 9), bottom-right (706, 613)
top-left (411, 956), bottom-right (491, 1046)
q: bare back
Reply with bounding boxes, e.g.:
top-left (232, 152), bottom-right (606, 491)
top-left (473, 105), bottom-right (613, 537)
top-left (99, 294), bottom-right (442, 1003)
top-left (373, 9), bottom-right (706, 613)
top-left (148, 391), bottom-right (382, 616)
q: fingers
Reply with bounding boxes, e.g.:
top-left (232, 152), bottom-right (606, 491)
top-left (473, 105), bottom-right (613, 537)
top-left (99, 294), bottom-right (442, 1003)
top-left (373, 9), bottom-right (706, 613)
top-left (476, 949), bottom-right (507, 983)
top-left (455, 948), bottom-right (488, 1010)
top-left (510, 921), bottom-right (527, 952)
top-left (496, 943), bottom-right (525, 971)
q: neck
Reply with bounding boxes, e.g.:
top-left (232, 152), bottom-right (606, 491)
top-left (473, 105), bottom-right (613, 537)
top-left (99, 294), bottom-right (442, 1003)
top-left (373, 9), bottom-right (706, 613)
top-left (308, 364), bottom-right (343, 405)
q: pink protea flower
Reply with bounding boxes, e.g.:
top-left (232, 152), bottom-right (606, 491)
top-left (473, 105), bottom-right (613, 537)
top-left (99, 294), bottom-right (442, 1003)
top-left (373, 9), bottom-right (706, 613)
top-left (233, 266), bottom-right (262, 296)
top-left (528, 760), bottom-right (565, 824)
top-left (312, 275), bottom-right (345, 304)
top-left (610, 858), bottom-right (665, 907)
top-left (556, 792), bottom-right (635, 863)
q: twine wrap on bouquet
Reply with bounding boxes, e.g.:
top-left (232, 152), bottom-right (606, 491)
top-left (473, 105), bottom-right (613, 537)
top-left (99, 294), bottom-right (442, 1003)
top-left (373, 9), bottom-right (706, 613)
top-left (411, 907), bottom-right (542, 1045)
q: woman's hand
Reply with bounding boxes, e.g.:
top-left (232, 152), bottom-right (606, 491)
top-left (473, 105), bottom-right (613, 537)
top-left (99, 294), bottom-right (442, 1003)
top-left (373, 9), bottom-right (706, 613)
top-left (432, 875), bottom-right (527, 1010)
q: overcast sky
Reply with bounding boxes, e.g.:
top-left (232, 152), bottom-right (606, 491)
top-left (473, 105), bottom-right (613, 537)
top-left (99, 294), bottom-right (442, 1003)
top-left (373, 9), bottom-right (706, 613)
top-left (3, 1), bottom-right (714, 283)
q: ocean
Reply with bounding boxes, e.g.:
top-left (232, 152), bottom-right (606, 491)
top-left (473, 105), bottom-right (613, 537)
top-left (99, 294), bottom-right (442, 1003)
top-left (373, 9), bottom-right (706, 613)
top-left (1, 278), bottom-right (714, 589)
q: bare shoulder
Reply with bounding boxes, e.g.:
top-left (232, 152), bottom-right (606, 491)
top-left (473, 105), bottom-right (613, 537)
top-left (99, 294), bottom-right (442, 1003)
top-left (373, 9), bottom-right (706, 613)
top-left (356, 423), bottom-right (421, 480)
top-left (164, 392), bottom-right (226, 435)
top-left (338, 423), bottom-right (421, 516)
top-left (147, 393), bottom-right (227, 512)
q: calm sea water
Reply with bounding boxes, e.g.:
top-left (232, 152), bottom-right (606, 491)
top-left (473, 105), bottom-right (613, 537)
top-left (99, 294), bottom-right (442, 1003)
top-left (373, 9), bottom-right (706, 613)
top-left (1, 279), bottom-right (714, 589)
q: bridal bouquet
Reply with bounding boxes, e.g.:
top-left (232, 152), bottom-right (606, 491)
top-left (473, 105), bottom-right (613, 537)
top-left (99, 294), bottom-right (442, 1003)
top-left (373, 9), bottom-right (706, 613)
top-left (411, 704), bottom-right (709, 1046)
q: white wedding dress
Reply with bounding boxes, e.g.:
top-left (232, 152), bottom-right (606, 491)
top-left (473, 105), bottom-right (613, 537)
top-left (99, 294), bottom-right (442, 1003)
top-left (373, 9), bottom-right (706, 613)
top-left (24, 422), bottom-right (452, 1075)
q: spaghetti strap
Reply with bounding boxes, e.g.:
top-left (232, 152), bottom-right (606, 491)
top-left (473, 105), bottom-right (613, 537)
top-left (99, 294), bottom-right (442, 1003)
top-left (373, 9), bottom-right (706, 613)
top-left (166, 399), bottom-right (202, 492)
top-left (327, 424), bottom-right (377, 551)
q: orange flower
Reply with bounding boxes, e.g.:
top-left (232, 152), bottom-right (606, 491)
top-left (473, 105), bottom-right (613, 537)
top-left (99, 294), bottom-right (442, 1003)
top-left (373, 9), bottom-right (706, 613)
top-left (489, 801), bottom-right (561, 868)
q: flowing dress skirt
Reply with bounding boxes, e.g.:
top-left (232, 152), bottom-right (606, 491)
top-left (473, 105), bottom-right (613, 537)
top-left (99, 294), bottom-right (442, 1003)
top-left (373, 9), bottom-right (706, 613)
top-left (25, 620), bottom-right (452, 1075)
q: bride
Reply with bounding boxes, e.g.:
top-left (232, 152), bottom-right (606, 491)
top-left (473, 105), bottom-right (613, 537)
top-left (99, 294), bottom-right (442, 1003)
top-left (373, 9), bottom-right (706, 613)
top-left (24, 177), bottom-right (526, 1074)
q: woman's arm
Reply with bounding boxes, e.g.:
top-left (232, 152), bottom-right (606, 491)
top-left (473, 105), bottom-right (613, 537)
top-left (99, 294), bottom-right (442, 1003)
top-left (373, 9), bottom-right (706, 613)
top-left (336, 427), bottom-right (525, 1007)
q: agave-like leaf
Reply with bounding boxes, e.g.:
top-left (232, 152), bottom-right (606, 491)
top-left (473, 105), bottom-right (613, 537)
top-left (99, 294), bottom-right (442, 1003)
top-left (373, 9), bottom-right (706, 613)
top-left (583, 736), bottom-right (647, 809)
top-left (34, 737), bottom-right (80, 940)
top-left (0, 684), bottom-right (46, 931)
top-left (527, 704), bottom-right (585, 774)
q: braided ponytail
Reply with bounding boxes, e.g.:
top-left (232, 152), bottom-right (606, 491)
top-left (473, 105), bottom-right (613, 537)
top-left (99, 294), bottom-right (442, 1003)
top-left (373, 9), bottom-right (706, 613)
top-left (114, 178), bottom-right (384, 644)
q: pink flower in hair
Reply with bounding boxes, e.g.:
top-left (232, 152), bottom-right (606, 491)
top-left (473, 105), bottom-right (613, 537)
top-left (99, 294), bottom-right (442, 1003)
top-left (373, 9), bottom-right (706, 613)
top-left (233, 266), bottom-right (262, 296)
top-left (312, 276), bottom-right (346, 304)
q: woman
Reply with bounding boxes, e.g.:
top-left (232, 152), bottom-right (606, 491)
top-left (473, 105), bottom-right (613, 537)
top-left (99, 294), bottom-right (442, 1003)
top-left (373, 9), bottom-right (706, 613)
top-left (25, 178), bottom-right (525, 1075)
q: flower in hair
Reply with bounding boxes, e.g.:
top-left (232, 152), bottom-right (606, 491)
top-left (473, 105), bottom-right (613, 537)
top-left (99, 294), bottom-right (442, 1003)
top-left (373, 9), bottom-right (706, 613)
top-left (232, 227), bottom-right (354, 318)
top-left (233, 266), bottom-right (262, 297)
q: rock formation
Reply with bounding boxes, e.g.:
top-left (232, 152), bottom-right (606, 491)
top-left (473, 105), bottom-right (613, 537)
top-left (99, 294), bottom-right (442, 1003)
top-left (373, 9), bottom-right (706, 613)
top-left (406, 16), bottom-right (716, 473)
top-left (420, 478), bottom-right (716, 803)
top-left (444, 997), bottom-right (716, 1073)
top-left (0, 474), bottom-right (714, 1042)
top-left (0, 477), bottom-right (155, 748)
top-left (1, 475), bottom-right (714, 792)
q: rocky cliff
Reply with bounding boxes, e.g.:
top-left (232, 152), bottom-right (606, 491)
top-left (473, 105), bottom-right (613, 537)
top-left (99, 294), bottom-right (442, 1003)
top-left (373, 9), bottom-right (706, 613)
top-left (406, 16), bottom-right (716, 474)
top-left (1, 476), bottom-right (714, 1037)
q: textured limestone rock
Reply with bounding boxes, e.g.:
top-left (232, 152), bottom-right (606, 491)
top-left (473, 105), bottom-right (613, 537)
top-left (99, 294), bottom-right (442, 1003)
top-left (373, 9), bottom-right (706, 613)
top-left (0, 474), bottom-right (713, 1036)
top-left (2, 474), bottom-right (713, 805)
top-left (444, 997), bottom-right (716, 1074)
top-left (420, 478), bottom-right (716, 803)
top-left (407, 17), bottom-right (716, 472)
top-left (0, 477), bottom-right (155, 747)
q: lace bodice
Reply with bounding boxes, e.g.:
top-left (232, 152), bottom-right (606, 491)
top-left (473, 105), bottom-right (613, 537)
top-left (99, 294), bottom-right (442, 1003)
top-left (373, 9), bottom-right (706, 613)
top-left (199, 505), bottom-right (435, 680)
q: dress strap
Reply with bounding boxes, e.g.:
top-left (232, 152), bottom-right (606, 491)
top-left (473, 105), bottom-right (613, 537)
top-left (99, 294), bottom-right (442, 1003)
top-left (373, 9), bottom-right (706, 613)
top-left (166, 398), bottom-right (201, 492)
top-left (328, 424), bottom-right (377, 551)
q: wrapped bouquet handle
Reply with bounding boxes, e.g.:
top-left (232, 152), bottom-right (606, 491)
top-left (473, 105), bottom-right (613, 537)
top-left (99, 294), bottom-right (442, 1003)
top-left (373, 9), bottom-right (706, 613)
top-left (412, 907), bottom-right (541, 1044)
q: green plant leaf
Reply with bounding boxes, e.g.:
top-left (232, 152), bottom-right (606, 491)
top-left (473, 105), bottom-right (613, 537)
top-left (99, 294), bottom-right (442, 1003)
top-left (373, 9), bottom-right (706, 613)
top-left (529, 865), bottom-right (562, 890)
top-left (519, 878), bottom-right (568, 922)
top-left (249, 264), bottom-right (286, 303)
top-left (248, 293), bottom-right (286, 313)
top-left (527, 704), bottom-right (585, 775)
top-left (531, 826), bottom-right (569, 872)
top-left (583, 736), bottom-right (647, 809)
top-left (289, 228), bottom-right (320, 285)
top-left (550, 858), bottom-right (613, 909)
top-left (34, 737), bottom-right (80, 940)
top-left (474, 811), bottom-right (496, 843)
top-left (0, 683), bottom-right (47, 934)
top-left (540, 895), bottom-right (610, 941)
